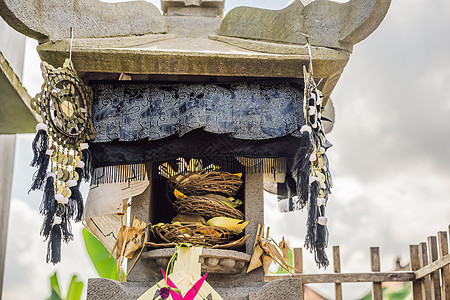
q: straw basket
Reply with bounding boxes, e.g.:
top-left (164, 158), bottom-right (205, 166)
top-left (152, 223), bottom-right (232, 247)
top-left (169, 170), bottom-right (243, 196)
top-left (174, 194), bottom-right (243, 220)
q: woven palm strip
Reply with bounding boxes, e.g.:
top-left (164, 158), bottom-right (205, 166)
top-left (169, 170), bottom-right (243, 196)
top-left (153, 223), bottom-right (232, 247)
top-left (174, 195), bottom-right (244, 220)
top-left (145, 235), bottom-right (249, 250)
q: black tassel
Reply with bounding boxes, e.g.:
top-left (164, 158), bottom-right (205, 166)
top-left (81, 146), bottom-right (92, 182)
top-left (69, 185), bottom-right (83, 222)
top-left (30, 152), bottom-right (50, 192)
top-left (46, 224), bottom-right (62, 264)
top-left (305, 180), bottom-right (319, 251)
top-left (292, 131), bottom-right (314, 209)
top-left (304, 181), bottom-right (329, 269)
top-left (61, 213), bottom-right (73, 243)
top-left (41, 214), bottom-right (54, 240)
top-left (40, 175), bottom-right (56, 215)
top-left (315, 213), bottom-right (329, 268)
top-left (31, 129), bottom-right (48, 168)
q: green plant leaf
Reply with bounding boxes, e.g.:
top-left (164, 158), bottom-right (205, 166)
top-left (66, 275), bottom-right (84, 300)
top-left (389, 283), bottom-right (411, 300)
top-left (49, 272), bottom-right (61, 299)
top-left (275, 249), bottom-right (293, 274)
top-left (47, 289), bottom-right (63, 300)
top-left (83, 228), bottom-right (121, 280)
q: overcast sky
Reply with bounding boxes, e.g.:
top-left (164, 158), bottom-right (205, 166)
top-left (3, 0), bottom-right (450, 299)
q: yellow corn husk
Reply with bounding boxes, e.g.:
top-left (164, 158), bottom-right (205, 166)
top-left (206, 217), bottom-right (249, 234)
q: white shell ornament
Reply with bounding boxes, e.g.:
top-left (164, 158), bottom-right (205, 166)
top-left (309, 176), bottom-right (318, 184)
top-left (318, 217), bottom-right (328, 226)
top-left (53, 216), bottom-right (62, 225)
top-left (36, 122), bottom-right (48, 132)
top-left (55, 193), bottom-right (64, 202)
top-left (317, 198), bottom-right (326, 206)
top-left (67, 180), bottom-right (77, 187)
top-left (300, 125), bottom-right (312, 134)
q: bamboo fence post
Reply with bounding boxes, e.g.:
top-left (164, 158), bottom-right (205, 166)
top-left (333, 246), bottom-right (343, 300)
top-left (293, 247), bottom-right (303, 273)
top-left (438, 231), bottom-right (450, 300)
top-left (428, 236), bottom-right (442, 300)
top-left (411, 244), bottom-right (424, 300)
top-left (293, 247), bottom-right (304, 296)
top-left (371, 247), bottom-right (382, 300)
top-left (419, 242), bottom-right (432, 300)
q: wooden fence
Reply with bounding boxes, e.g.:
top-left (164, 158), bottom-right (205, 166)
top-left (265, 225), bottom-right (450, 300)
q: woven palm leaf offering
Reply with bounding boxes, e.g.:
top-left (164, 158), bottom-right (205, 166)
top-left (169, 170), bottom-right (243, 197)
top-left (152, 223), bottom-right (233, 247)
top-left (173, 194), bottom-right (244, 220)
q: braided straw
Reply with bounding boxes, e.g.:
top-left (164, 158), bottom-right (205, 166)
top-left (169, 170), bottom-right (243, 196)
top-left (174, 194), bottom-right (243, 220)
top-left (153, 223), bottom-right (232, 247)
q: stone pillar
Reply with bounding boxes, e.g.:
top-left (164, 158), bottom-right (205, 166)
top-left (244, 172), bottom-right (265, 282)
top-left (127, 165), bottom-right (153, 282)
top-left (0, 135), bottom-right (16, 296)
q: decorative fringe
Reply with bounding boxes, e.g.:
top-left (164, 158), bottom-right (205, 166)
top-left (31, 129), bottom-right (48, 168)
top-left (291, 132), bottom-right (314, 209)
top-left (46, 224), bottom-right (62, 264)
top-left (30, 151), bottom-right (50, 192)
top-left (91, 157), bottom-right (288, 185)
top-left (81, 148), bottom-right (92, 182)
top-left (304, 181), bottom-right (329, 268)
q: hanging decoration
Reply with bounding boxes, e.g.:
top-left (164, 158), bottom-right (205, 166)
top-left (292, 40), bottom-right (333, 268)
top-left (29, 56), bottom-right (94, 264)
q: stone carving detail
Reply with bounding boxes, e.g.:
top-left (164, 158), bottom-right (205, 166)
top-left (143, 248), bottom-right (251, 275)
top-left (0, 0), bottom-right (166, 41)
top-left (219, 0), bottom-right (391, 52)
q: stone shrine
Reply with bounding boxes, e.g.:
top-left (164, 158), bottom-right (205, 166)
top-left (0, 0), bottom-right (390, 299)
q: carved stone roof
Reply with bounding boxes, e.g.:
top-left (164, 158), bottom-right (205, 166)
top-left (0, 0), bottom-right (391, 103)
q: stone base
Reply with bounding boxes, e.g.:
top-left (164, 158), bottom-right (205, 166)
top-left (87, 278), bottom-right (303, 300)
